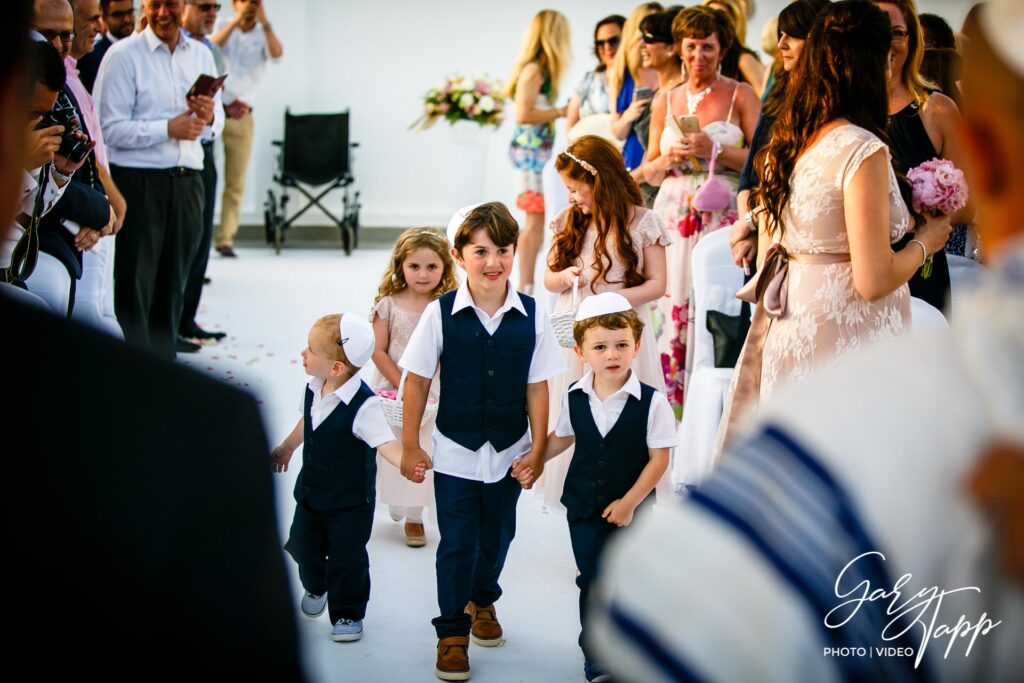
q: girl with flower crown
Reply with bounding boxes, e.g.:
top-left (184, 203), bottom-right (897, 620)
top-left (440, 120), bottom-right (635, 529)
top-left (539, 135), bottom-right (672, 510)
top-left (368, 227), bottom-right (458, 547)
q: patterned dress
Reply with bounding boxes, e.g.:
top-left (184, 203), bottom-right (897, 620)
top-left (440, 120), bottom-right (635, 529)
top-left (509, 76), bottom-right (555, 214)
top-left (369, 295), bottom-right (434, 510)
top-left (654, 87), bottom-right (745, 415)
top-left (540, 206), bottom-right (673, 510)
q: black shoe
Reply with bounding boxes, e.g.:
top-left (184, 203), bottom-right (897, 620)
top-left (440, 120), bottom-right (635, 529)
top-left (176, 336), bottom-right (202, 353)
top-left (203, 277), bottom-right (212, 285)
top-left (182, 325), bottom-right (227, 342)
top-left (216, 246), bottom-right (237, 258)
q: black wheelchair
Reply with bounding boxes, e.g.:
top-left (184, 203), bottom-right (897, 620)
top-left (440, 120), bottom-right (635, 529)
top-left (264, 109), bottom-right (361, 255)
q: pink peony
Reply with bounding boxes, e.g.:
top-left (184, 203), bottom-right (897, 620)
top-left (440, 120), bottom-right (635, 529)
top-left (475, 80), bottom-right (491, 95)
top-left (907, 158), bottom-right (968, 215)
top-left (438, 102), bottom-right (451, 113)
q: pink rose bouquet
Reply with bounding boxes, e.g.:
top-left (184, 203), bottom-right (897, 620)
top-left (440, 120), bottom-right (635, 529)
top-left (906, 158), bottom-right (969, 278)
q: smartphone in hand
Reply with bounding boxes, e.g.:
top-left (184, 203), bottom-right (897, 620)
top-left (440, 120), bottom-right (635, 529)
top-left (677, 115), bottom-right (701, 133)
top-left (635, 87), bottom-right (655, 100)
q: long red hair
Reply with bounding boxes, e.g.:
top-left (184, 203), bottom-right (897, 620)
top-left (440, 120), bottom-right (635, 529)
top-left (550, 135), bottom-right (645, 292)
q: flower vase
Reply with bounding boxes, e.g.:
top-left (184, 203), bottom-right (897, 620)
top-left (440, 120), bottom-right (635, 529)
top-left (451, 120), bottom-right (488, 207)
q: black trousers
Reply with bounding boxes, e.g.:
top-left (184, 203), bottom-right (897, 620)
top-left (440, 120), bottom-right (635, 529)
top-left (284, 499), bottom-right (375, 622)
top-left (568, 514), bottom-right (619, 661)
top-left (180, 142), bottom-right (217, 333)
top-left (111, 165), bottom-right (203, 360)
top-left (432, 470), bottom-right (521, 638)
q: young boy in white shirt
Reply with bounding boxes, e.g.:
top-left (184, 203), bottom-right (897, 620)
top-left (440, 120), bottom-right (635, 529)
top-left (399, 202), bottom-right (566, 681)
top-left (517, 292), bottom-right (674, 683)
top-left (271, 312), bottom-right (416, 643)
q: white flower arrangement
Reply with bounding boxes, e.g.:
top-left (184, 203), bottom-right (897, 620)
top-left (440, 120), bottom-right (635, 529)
top-left (411, 74), bottom-right (505, 130)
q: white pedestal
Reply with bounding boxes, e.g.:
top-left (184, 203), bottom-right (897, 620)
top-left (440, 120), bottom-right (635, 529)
top-left (451, 121), bottom-right (488, 208)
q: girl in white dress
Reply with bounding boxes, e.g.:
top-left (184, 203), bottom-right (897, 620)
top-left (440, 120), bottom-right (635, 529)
top-left (541, 135), bottom-right (672, 510)
top-left (369, 228), bottom-right (458, 546)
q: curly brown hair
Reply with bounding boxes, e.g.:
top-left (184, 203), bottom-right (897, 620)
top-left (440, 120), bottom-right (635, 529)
top-left (374, 227), bottom-right (458, 305)
top-left (751, 0), bottom-right (922, 240)
top-left (551, 136), bottom-right (645, 293)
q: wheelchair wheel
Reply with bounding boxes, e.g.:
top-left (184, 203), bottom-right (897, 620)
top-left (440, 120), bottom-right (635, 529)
top-left (340, 221), bottom-right (353, 256)
top-left (273, 218), bottom-right (282, 255)
top-left (263, 190), bottom-right (277, 245)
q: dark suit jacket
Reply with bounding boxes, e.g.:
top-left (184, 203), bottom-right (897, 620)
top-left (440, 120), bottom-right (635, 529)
top-left (77, 34), bottom-right (112, 94)
top-left (2, 294), bottom-right (307, 680)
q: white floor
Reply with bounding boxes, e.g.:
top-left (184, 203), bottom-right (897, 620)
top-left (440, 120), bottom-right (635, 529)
top-left (181, 246), bottom-right (585, 683)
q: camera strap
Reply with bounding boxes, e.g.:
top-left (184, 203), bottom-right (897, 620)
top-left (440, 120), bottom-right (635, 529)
top-left (1, 164), bottom-right (48, 286)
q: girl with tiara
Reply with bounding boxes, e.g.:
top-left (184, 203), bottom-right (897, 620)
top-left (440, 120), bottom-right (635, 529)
top-left (369, 227), bottom-right (458, 546)
top-left (541, 135), bottom-right (672, 510)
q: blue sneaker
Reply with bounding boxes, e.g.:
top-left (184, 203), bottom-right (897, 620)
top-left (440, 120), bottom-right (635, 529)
top-left (584, 659), bottom-right (611, 683)
top-left (300, 591), bottom-right (327, 619)
top-left (331, 618), bottom-right (363, 642)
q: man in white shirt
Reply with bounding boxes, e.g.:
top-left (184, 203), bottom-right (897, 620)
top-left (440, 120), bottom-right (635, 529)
top-left (586, 2), bottom-right (1024, 680)
top-left (210, 0), bottom-right (282, 257)
top-left (95, 0), bottom-right (223, 359)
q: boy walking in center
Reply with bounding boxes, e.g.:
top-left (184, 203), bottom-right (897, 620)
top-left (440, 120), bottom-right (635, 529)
top-left (399, 202), bottom-right (566, 681)
top-left (517, 292), bottom-right (674, 683)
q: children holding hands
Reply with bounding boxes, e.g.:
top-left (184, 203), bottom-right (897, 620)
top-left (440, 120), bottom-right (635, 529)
top-left (398, 202), bottom-right (566, 681)
top-left (516, 292), bottom-right (674, 683)
top-left (271, 312), bottom-right (423, 644)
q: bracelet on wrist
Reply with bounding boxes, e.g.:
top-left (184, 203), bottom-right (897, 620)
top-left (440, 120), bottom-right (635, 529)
top-left (908, 238), bottom-right (928, 267)
top-left (51, 166), bottom-right (73, 183)
top-left (744, 210), bottom-right (756, 234)
top-left (261, 23), bottom-right (272, 31)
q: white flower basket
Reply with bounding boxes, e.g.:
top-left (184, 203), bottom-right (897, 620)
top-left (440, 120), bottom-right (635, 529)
top-left (549, 276), bottom-right (581, 348)
top-left (379, 370), bottom-right (438, 429)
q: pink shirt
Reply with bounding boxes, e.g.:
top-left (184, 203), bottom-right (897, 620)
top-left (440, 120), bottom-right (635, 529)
top-left (64, 56), bottom-right (108, 170)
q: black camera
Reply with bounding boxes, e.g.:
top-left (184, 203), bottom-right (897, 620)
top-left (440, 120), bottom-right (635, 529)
top-left (37, 104), bottom-right (91, 164)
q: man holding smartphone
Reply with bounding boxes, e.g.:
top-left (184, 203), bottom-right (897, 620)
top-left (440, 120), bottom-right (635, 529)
top-left (95, 0), bottom-right (223, 359)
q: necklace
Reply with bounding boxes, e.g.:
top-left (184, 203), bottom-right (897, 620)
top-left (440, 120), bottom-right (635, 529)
top-left (686, 76), bottom-right (718, 115)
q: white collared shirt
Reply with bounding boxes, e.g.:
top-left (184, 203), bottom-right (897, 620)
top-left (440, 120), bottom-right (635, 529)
top-left (214, 19), bottom-right (278, 105)
top-left (555, 370), bottom-right (677, 444)
top-left (95, 27), bottom-right (224, 170)
top-left (399, 282), bottom-right (567, 483)
top-left (301, 375), bottom-right (393, 447)
top-left (3, 169), bottom-right (71, 269)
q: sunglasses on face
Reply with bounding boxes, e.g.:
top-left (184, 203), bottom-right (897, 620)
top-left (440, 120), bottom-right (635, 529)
top-left (195, 2), bottom-right (222, 10)
top-left (36, 28), bottom-right (75, 43)
top-left (641, 33), bottom-right (671, 44)
top-left (594, 35), bottom-right (621, 50)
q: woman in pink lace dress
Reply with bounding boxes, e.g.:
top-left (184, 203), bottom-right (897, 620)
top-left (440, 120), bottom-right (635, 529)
top-left (540, 135), bottom-right (671, 510)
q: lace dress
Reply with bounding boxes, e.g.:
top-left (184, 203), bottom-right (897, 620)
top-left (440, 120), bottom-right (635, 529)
top-left (539, 206), bottom-right (673, 510)
top-left (653, 86), bottom-right (745, 415)
top-left (368, 295), bottom-right (434, 509)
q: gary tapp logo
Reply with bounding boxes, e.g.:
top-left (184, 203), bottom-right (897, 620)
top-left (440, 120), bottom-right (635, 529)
top-left (822, 551), bottom-right (1002, 669)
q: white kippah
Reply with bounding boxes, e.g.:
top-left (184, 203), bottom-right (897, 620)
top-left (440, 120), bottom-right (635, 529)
top-left (446, 203), bottom-right (483, 245)
top-left (574, 292), bottom-right (632, 322)
top-left (980, 0), bottom-right (1024, 79)
top-left (339, 313), bottom-right (375, 367)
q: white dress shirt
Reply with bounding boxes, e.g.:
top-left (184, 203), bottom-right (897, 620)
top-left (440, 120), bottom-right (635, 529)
top-left (214, 19), bottom-right (278, 105)
top-left (95, 27), bottom-right (224, 170)
top-left (301, 375), bottom-right (394, 447)
top-left (399, 282), bottom-right (567, 483)
top-left (554, 370), bottom-right (678, 445)
top-left (2, 169), bottom-right (71, 269)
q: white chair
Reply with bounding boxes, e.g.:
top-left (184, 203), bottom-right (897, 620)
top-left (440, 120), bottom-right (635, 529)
top-left (675, 227), bottom-right (744, 490)
top-left (910, 296), bottom-right (951, 340)
top-left (947, 253), bottom-right (985, 321)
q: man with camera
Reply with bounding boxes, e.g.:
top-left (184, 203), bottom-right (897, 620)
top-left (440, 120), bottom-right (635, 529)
top-left (95, 0), bottom-right (223, 359)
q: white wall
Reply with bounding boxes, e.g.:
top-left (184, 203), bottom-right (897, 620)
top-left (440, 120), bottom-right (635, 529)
top-left (232, 0), bottom-right (975, 230)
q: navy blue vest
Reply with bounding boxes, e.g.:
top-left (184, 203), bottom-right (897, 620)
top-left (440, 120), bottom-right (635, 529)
top-left (435, 290), bottom-right (536, 452)
top-left (561, 381), bottom-right (657, 522)
top-left (294, 381), bottom-right (376, 509)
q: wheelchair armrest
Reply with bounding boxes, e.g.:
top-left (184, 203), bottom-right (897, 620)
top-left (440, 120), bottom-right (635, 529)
top-left (272, 140), bottom-right (283, 147)
top-left (350, 142), bottom-right (360, 148)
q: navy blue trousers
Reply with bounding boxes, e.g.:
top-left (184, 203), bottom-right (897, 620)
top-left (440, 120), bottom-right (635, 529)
top-left (568, 514), bottom-right (619, 660)
top-left (432, 470), bottom-right (521, 638)
top-left (284, 499), bottom-right (374, 622)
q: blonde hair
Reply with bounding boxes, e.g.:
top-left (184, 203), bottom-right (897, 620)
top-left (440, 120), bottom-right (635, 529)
top-left (608, 2), bottom-right (663, 106)
top-left (312, 314), bottom-right (346, 363)
top-left (704, 0), bottom-right (748, 45)
top-left (761, 16), bottom-right (779, 59)
top-left (875, 0), bottom-right (935, 105)
top-left (374, 227), bottom-right (458, 306)
top-left (503, 9), bottom-right (572, 102)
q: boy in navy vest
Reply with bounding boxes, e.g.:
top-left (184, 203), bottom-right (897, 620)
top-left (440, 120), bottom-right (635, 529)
top-left (398, 202), bottom-right (566, 681)
top-left (518, 292), bottom-right (674, 683)
top-left (271, 313), bottom-right (417, 643)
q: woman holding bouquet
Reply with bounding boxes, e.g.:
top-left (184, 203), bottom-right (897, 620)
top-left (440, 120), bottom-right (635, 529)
top-left (876, 0), bottom-right (975, 314)
top-left (717, 0), bottom-right (951, 448)
top-left (504, 9), bottom-right (571, 294)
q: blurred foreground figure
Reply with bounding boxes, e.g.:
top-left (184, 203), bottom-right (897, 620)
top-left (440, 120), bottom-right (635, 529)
top-left (2, 5), bottom-right (303, 678)
top-left (588, 1), bottom-right (1024, 681)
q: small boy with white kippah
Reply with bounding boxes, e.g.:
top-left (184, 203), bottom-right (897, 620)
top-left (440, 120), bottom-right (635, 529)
top-left (516, 292), bottom-right (675, 683)
top-left (271, 312), bottom-right (421, 643)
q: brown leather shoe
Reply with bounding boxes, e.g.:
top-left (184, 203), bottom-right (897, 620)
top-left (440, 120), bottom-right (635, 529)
top-left (465, 601), bottom-right (504, 647)
top-left (435, 636), bottom-right (470, 681)
top-left (405, 521), bottom-right (426, 547)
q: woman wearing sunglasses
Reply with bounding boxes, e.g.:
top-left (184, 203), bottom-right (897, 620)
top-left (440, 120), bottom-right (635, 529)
top-left (565, 15), bottom-right (626, 133)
